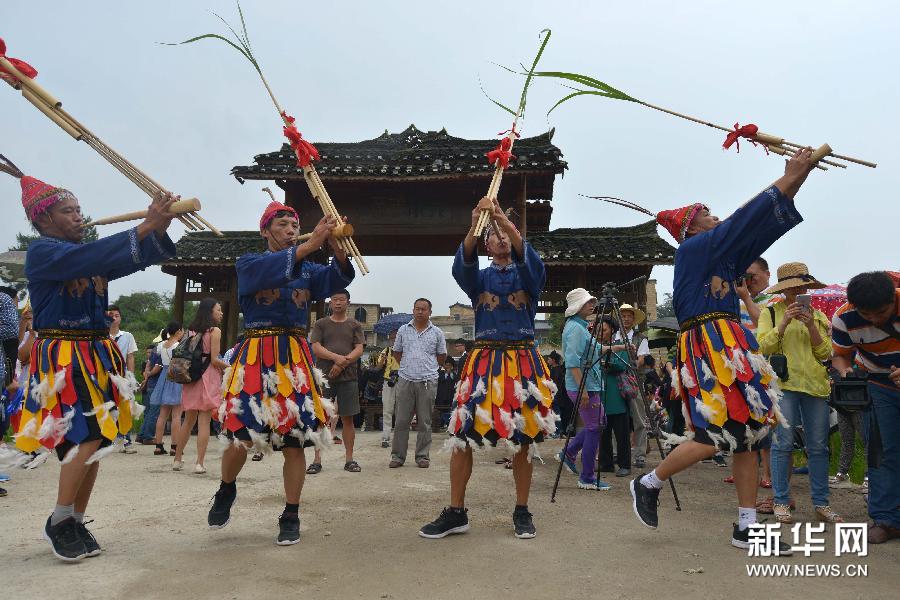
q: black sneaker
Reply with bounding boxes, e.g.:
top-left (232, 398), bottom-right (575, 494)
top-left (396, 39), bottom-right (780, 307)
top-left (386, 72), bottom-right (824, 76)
top-left (208, 486), bottom-right (236, 529)
top-left (731, 523), bottom-right (793, 555)
top-left (713, 453), bottom-right (728, 467)
top-left (418, 507), bottom-right (470, 539)
top-left (630, 477), bottom-right (660, 529)
top-left (513, 507), bottom-right (536, 539)
top-left (77, 520), bottom-right (102, 557)
top-left (276, 513), bottom-right (301, 546)
top-left (43, 516), bottom-right (88, 562)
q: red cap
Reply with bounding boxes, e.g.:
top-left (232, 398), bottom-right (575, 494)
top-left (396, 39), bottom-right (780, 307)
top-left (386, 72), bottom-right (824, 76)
top-left (259, 201), bottom-right (299, 231)
top-left (656, 203), bottom-right (706, 243)
top-left (20, 175), bottom-right (76, 222)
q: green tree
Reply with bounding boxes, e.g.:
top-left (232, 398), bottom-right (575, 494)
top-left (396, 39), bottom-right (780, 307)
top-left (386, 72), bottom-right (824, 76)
top-left (656, 292), bottom-right (675, 319)
top-left (547, 312), bottom-right (565, 346)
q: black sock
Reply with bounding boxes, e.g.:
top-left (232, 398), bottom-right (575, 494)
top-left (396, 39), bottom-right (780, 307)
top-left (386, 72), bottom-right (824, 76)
top-left (515, 504), bottom-right (528, 512)
top-left (284, 503), bottom-right (299, 515)
top-left (449, 506), bottom-right (465, 513)
top-left (220, 480), bottom-right (236, 494)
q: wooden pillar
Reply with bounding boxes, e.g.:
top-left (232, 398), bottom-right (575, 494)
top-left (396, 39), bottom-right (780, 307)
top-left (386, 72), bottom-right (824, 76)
top-left (518, 175), bottom-right (527, 237)
top-left (173, 274), bottom-right (186, 324)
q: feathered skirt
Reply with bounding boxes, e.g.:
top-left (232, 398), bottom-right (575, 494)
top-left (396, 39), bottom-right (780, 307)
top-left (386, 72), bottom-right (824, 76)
top-left (447, 341), bottom-right (558, 453)
top-left (14, 334), bottom-right (140, 456)
top-left (674, 316), bottom-right (782, 452)
top-left (217, 331), bottom-right (335, 451)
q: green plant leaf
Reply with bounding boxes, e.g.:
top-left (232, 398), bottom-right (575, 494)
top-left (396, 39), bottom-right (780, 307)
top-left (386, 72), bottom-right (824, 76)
top-left (483, 28), bottom-right (552, 120)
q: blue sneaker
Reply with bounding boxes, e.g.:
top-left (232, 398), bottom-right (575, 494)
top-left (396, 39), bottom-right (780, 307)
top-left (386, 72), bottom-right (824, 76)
top-left (0, 473), bottom-right (10, 483)
top-left (557, 451), bottom-right (578, 475)
top-left (577, 478), bottom-right (611, 491)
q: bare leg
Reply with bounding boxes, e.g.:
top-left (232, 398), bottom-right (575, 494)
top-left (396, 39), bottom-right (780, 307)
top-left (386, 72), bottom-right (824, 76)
top-left (342, 415), bottom-right (355, 462)
top-left (512, 445), bottom-right (533, 506)
top-left (732, 450), bottom-right (760, 508)
top-left (282, 447), bottom-right (306, 504)
top-left (449, 446), bottom-right (474, 508)
top-left (221, 441), bottom-right (249, 483)
top-left (170, 405), bottom-right (183, 449)
top-left (154, 405), bottom-right (171, 444)
top-left (74, 462), bottom-right (99, 514)
top-left (760, 448), bottom-right (772, 482)
top-left (175, 410), bottom-right (198, 462)
top-left (195, 410), bottom-right (212, 466)
top-left (56, 439), bottom-right (103, 505)
top-left (654, 440), bottom-right (718, 480)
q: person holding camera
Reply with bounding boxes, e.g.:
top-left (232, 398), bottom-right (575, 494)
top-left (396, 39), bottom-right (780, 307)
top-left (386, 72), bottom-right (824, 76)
top-left (831, 271), bottom-right (900, 544)
top-left (757, 262), bottom-right (841, 524)
top-left (376, 330), bottom-right (401, 448)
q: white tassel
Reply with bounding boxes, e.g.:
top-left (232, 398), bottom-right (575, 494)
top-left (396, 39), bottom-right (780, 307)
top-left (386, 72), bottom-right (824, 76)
top-left (744, 385), bottom-right (767, 417)
top-left (513, 380), bottom-right (529, 404)
top-left (293, 366), bottom-right (308, 392)
top-left (60, 444), bottom-right (80, 465)
top-left (320, 396), bottom-right (337, 420)
top-left (37, 410), bottom-right (75, 443)
top-left (310, 426), bottom-right (333, 451)
top-left (248, 396), bottom-right (264, 425)
top-left (442, 436), bottom-right (469, 454)
top-left (220, 365), bottom-right (234, 394)
top-left (453, 379), bottom-right (470, 403)
top-left (31, 369), bottom-right (67, 408)
top-left (526, 380), bottom-right (544, 402)
top-left (722, 429), bottom-right (739, 452)
top-left (474, 405), bottom-right (493, 427)
top-left (543, 377), bottom-right (558, 397)
top-left (86, 442), bottom-right (119, 464)
top-left (110, 372), bottom-right (138, 401)
top-left (14, 419), bottom-right (39, 443)
top-left (722, 351), bottom-right (739, 379)
top-left (502, 437), bottom-right (520, 454)
top-left (492, 378), bottom-right (502, 400)
top-left (302, 395), bottom-right (315, 415)
top-left (289, 427), bottom-right (306, 443)
top-left (694, 400), bottom-right (716, 422)
top-left (680, 366), bottom-right (697, 389)
top-left (671, 368), bottom-right (682, 395)
top-left (731, 348), bottom-right (748, 375)
top-left (700, 361), bottom-right (714, 384)
top-left (472, 379), bottom-right (487, 399)
top-left (312, 367), bottom-right (329, 390)
top-left (261, 372), bottom-right (280, 398)
top-left (498, 409), bottom-right (515, 433)
top-left (285, 399), bottom-right (302, 425)
top-left (217, 400), bottom-right (227, 422)
top-left (270, 432), bottom-right (283, 448)
top-left (659, 430), bottom-right (690, 446)
top-left (512, 412), bottom-right (526, 432)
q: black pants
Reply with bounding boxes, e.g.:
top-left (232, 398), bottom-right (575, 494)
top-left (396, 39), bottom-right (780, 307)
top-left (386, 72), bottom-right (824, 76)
top-left (599, 412), bottom-right (631, 470)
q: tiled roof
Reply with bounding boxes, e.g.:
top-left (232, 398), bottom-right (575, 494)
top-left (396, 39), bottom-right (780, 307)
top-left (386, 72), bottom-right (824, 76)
top-left (530, 220), bottom-right (675, 265)
top-left (231, 124), bottom-right (567, 182)
top-left (163, 220), bottom-right (674, 268)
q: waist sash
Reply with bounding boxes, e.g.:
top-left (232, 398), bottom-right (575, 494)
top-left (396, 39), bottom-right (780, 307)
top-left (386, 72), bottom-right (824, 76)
top-left (36, 328), bottom-right (109, 341)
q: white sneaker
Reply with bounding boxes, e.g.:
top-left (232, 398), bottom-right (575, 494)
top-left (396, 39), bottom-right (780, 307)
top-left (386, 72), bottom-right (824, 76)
top-left (173, 460), bottom-right (184, 471)
top-left (194, 464), bottom-right (207, 474)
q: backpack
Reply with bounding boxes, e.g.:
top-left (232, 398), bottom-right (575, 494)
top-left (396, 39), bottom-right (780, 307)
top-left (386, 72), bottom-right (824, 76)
top-left (167, 330), bottom-right (211, 384)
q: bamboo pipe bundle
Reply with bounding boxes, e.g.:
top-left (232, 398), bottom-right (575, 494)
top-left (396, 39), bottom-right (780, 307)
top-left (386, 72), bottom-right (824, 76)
top-left (0, 56), bottom-right (222, 236)
top-left (473, 127), bottom-right (519, 238)
top-left (639, 101), bottom-right (875, 170)
top-left (86, 198), bottom-right (202, 227)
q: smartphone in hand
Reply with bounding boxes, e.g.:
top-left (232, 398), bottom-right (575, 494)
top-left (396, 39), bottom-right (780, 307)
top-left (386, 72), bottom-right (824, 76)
top-left (796, 294), bottom-right (812, 312)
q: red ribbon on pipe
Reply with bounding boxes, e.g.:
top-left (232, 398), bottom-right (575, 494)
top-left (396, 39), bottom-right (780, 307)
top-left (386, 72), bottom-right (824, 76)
top-left (722, 122), bottom-right (760, 153)
top-left (0, 38), bottom-right (39, 85)
top-left (486, 136), bottom-right (516, 169)
top-left (281, 111), bottom-right (320, 168)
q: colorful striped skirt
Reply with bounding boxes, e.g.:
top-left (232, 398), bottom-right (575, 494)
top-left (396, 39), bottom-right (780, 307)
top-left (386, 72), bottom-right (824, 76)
top-left (15, 334), bottom-right (139, 455)
top-left (675, 316), bottom-right (782, 452)
top-left (447, 341), bottom-right (558, 453)
top-left (218, 331), bottom-right (334, 450)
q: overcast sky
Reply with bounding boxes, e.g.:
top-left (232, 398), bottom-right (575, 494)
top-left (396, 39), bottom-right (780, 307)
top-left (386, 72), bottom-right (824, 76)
top-left (3, 1), bottom-right (897, 314)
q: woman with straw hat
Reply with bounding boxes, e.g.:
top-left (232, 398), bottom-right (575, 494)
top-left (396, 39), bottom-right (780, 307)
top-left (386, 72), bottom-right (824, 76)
top-left (756, 262), bottom-right (843, 524)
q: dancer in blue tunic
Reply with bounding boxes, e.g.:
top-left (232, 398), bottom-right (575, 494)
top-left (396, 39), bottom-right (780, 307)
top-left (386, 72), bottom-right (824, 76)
top-left (2, 156), bottom-right (177, 562)
top-left (630, 148), bottom-right (817, 552)
top-left (208, 200), bottom-right (353, 546)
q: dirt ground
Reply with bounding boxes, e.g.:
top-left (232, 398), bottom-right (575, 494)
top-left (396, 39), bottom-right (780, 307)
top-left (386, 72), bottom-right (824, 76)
top-left (2, 431), bottom-right (897, 600)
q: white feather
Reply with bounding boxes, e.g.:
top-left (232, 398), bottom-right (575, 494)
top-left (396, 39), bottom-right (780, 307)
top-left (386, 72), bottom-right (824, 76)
top-left (453, 379), bottom-right (470, 403)
top-left (86, 442), bottom-right (119, 464)
top-left (60, 444), bottom-right (80, 465)
top-left (694, 400), bottom-right (716, 422)
top-left (543, 377), bottom-right (558, 397)
top-left (31, 369), bottom-right (67, 408)
top-left (110, 372), bottom-right (138, 401)
top-left (680, 366), bottom-right (697, 389)
top-left (502, 438), bottom-right (520, 453)
top-left (513, 380), bottom-right (529, 404)
top-left (722, 429), bottom-right (739, 452)
top-left (217, 400), bottom-right (228, 422)
top-left (744, 385), bottom-right (766, 417)
top-left (312, 367), bottom-right (329, 389)
top-left (270, 432), bottom-right (283, 448)
top-left (731, 348), bottom-right (748, 375)
top-left (320, 396), bottom-right (337, 420)
top-left (442, 436), bottom-right (469, 454)
top-left (36, 410), bottom-right (75, 443)
top-left (293, 366), bottom-right (308, 392)
top-left (492, 378), bottom-right (502, 400)
top-left (302, 395), bottom-right (315, 415)
top-left (700, 360), bottom-right (715, 384)
top-left (671, 368), bottom-right (682, 395)
top-left (285, 399), bottom-right (301, 424)
top-left (512, 412), bottom-right (526, 432)
top-left (14, 418), bottom-right (39, 443)
top-left (248, 396), bottom-right (264, 425)
top-left (498, 409), bottom-right (515, 433)
top-left (289, 427), bottom-right (306, 443)
top-left (472, 379), bottom-right (487, 399)
top-left (310, 426), bottom-right (333, 451)
top-left (474, 405), bottom-right (493, 427)
top-left (721, 351), bottom-right (738, 379)
top-left (527, 380), bottom-right (545, 403)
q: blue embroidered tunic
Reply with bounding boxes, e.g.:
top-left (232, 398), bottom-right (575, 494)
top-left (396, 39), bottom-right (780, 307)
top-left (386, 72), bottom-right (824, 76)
top-left (673, 186), bottom-right (803, 324)
top-left (26, 229), bottom-right (176, 330)
top-left (452, 242), bottom-right (546, 341)
top-left (235, 247), bottom-right (354, 329)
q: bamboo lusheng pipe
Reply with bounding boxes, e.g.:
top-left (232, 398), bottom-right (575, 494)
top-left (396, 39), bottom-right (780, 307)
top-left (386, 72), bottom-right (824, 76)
top-left (86, 198), bottom-right (202, 227)
top-left (473, 129), bottom-right (517, 238)
top-left (1, 56), bottom-right (222, 236)
top-left (638, 101), bottom-right (874, 169)
top-left (295, 223), bottom-right (355, 243)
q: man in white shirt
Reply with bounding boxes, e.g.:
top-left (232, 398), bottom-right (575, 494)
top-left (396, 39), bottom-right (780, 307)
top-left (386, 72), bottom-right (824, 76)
top-left (108, 304), bottom-right (138, 453)
top-left (614, 304), bottom-right (651, 469)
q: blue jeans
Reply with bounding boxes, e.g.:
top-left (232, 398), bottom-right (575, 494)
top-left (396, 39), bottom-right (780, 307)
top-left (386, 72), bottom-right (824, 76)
top-left (771, 390), bottom-right (831, 506)
top-left (868, 383), bottom-right (900, 528)
top-left (139, 401), bottom-right (161, 441)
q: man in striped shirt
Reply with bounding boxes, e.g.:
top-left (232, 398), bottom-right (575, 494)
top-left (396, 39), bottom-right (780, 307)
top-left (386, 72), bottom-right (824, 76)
top-left (831, 271), bottom-right (900, 545)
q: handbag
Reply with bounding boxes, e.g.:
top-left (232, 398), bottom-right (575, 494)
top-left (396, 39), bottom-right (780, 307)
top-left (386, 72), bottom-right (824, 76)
top-left (767, 306), bottom-right (789, 381)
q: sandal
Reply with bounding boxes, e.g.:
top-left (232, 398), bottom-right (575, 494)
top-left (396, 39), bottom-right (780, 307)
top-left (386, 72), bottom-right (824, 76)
top-left (759, 478), bottom-right (772, 489)
top-left (169, 444), bottom-right (177, 457)
top-left (153, 444), bottom-right (167, 456)
top-left (251, 452), bottom-right (264, 462)
top-left (756, 497), bottom-right (775, 514)
top-left (344, 460), bottom-right (361, 473)
top-left (723, 475), bottom-right (735, 484)
top-left (504, 458), bottom-right (513, 470)
top-left (774, 503), bottom-right (793, 524)
top-left (306, 462), bottom-right (322, 475)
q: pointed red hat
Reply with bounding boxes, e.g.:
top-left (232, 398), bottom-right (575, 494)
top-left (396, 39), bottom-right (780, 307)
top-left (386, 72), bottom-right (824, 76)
top-left (259, 201), bottom-right (299, 231)
top-left (656, 203), bottom-right (706, 243)
top-left (20, 175), bottom-right (77, 222)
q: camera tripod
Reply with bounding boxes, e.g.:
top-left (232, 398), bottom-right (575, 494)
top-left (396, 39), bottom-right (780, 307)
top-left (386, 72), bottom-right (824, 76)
top-left (550, 278), bottom-right (682, 511)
